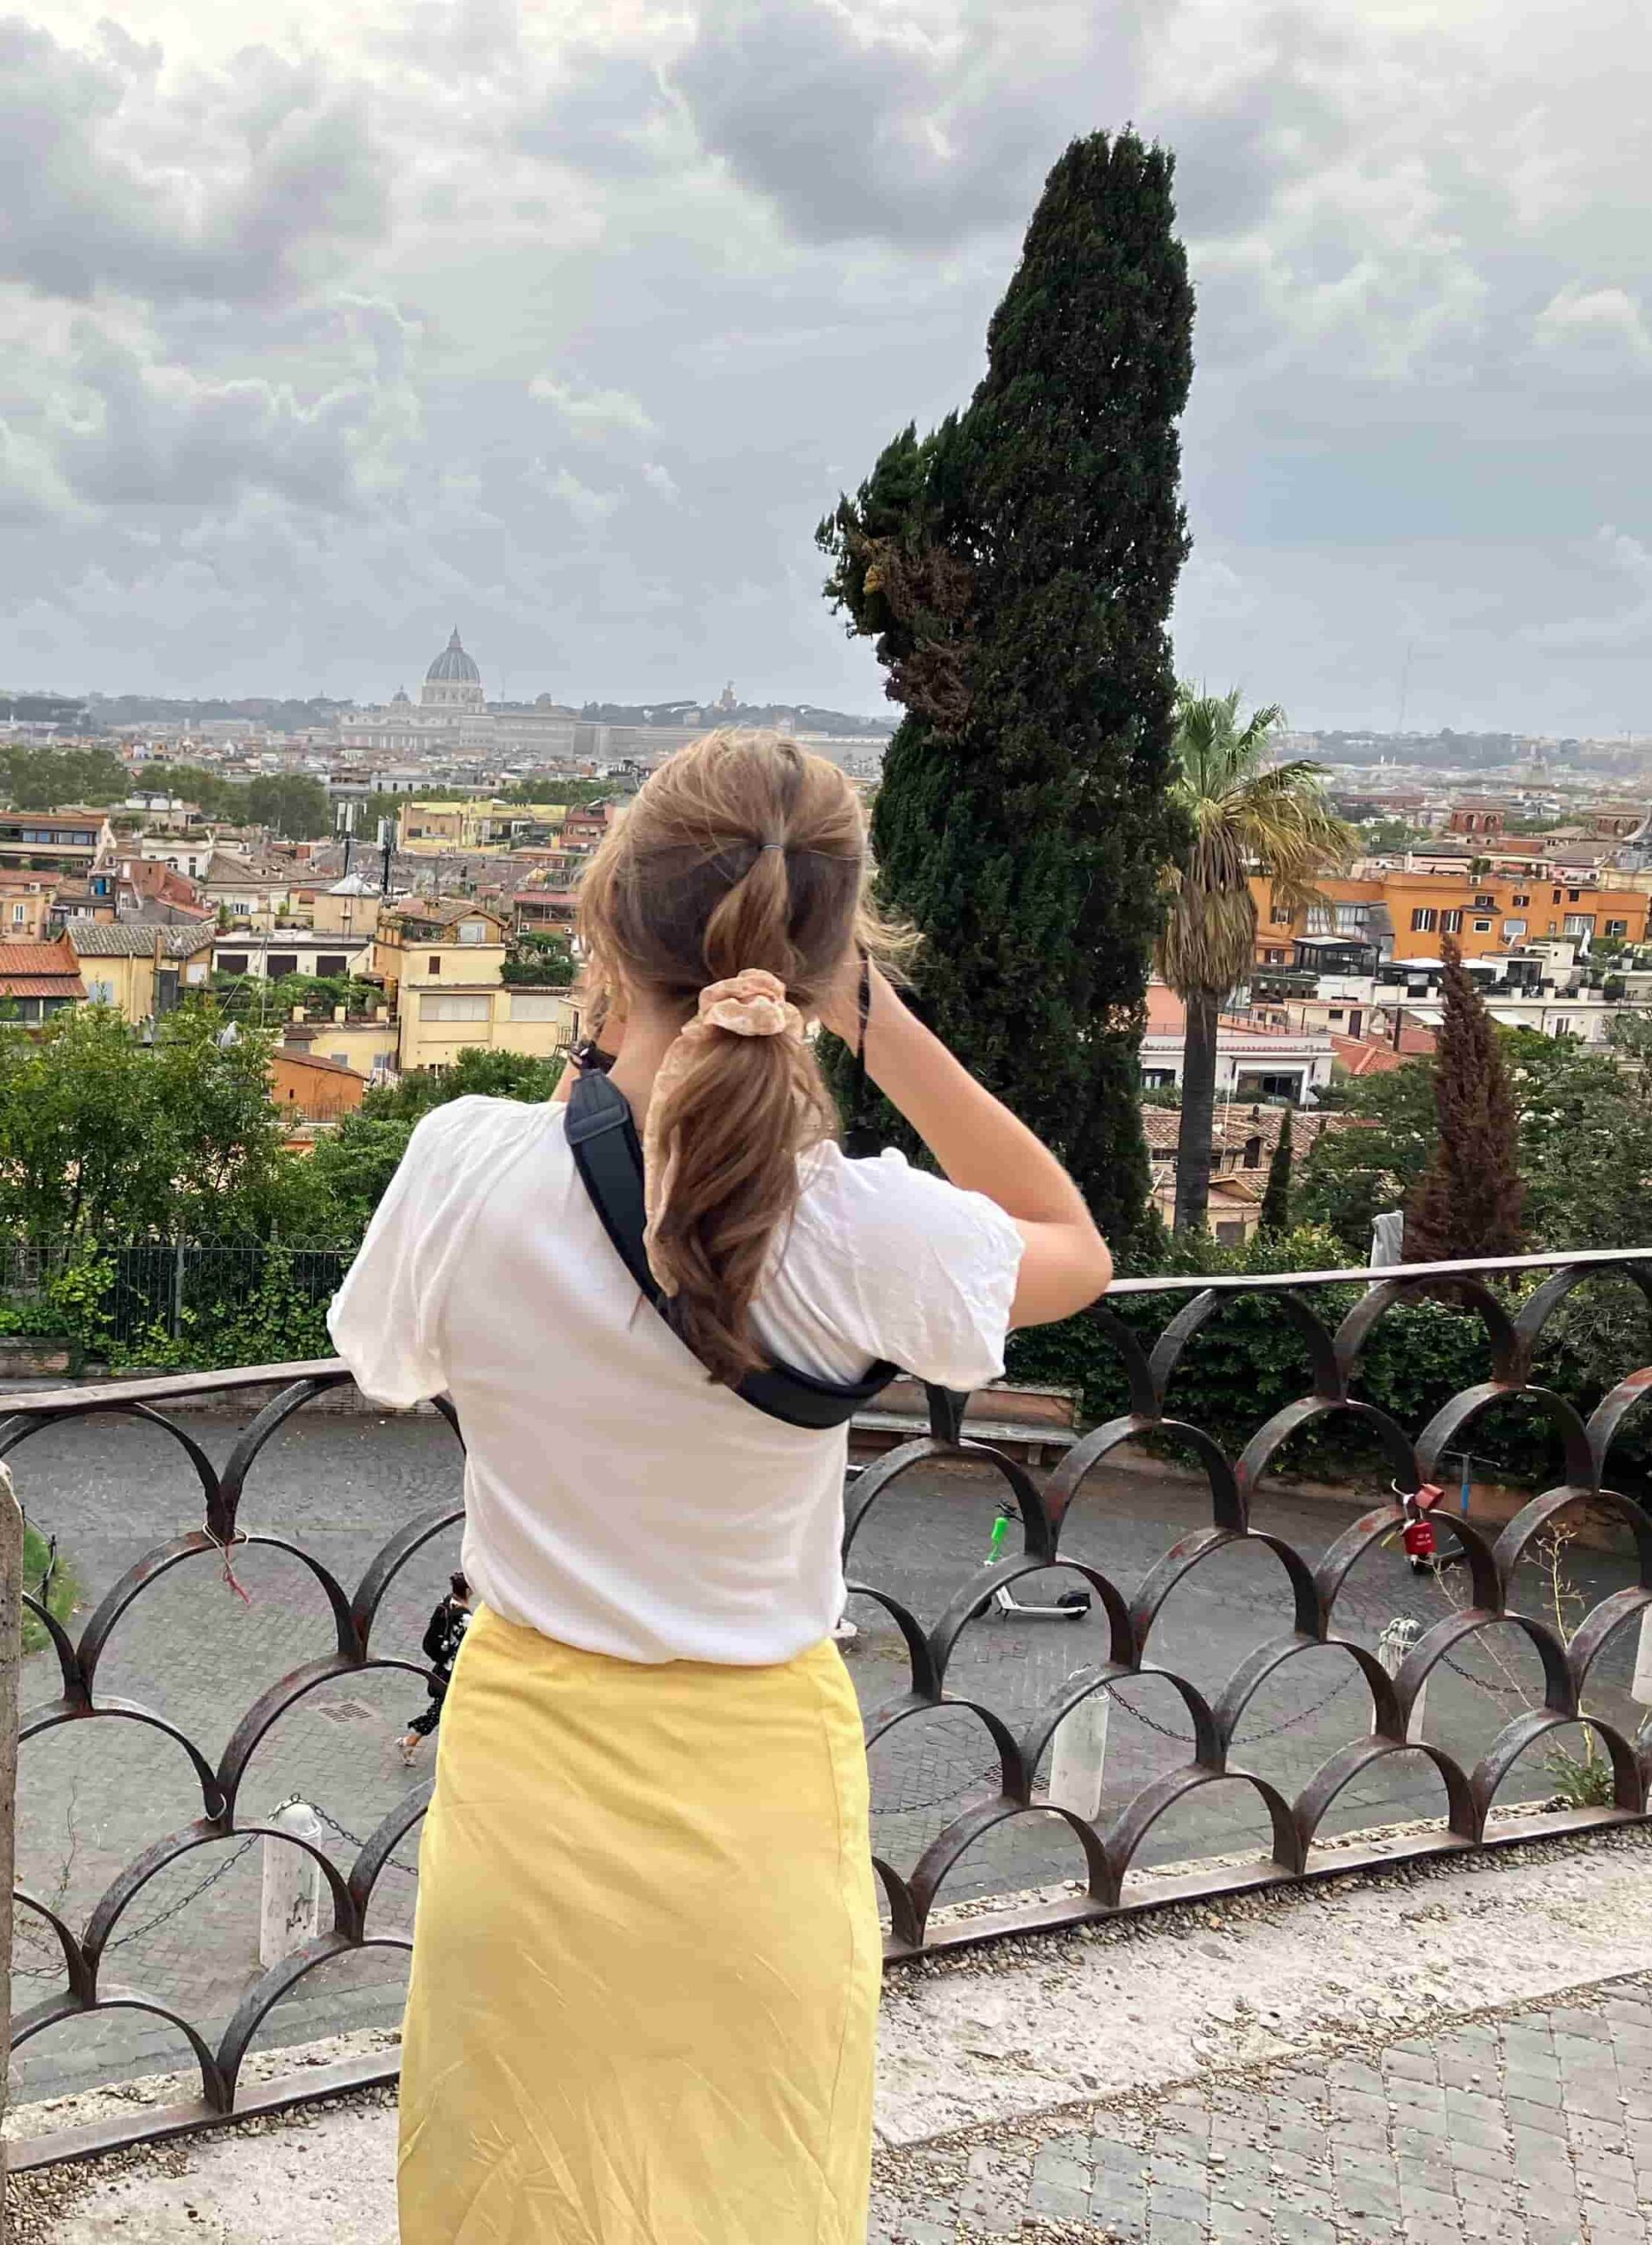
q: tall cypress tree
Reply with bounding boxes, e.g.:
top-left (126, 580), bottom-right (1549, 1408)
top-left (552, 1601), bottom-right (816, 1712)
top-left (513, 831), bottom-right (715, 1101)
top-left (1259, 1107), bottom-right (1293, 1235)
top-left (1405, 939), bottom-right (1525, 1263)
top-left (818, 131), bottom-right (1193, 1258)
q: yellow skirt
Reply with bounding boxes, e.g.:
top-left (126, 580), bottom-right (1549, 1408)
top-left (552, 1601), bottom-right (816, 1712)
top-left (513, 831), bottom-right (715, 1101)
top-left (397, 1605), bottom-right (880, 2245)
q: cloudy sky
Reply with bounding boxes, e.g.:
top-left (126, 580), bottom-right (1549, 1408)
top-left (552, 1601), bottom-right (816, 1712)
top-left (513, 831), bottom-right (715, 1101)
top-left (3, 0), bottom-right (1649, 734)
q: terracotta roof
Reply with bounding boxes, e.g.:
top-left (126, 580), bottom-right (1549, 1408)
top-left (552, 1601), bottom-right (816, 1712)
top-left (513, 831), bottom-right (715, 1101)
top-left (0, 976), bottom-right (82, 998)
top-left (274, 1049), bottom-right (367, 1080)
top-left (0, 941), bottom-right (82, 975)
top-left (0, 937), bottom-right (84, 999)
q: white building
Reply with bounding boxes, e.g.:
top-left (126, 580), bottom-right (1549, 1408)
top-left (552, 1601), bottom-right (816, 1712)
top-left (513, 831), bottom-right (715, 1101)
top-left (337, 631), bottom-right (581, 761)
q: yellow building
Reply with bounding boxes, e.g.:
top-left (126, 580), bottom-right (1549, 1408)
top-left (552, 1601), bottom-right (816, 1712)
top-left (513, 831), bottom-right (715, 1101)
top-left (397, 983), bottom-right (581, 1072)
top-left (397, 801), bottom-right (566, 854)
top-left (278, 1010), bottom-right (400, 1080)
top-left (368, 898), bottom-right (578, 1070)
top-left (304, 873), bottom-right (386, 938)
top-left (373, 901), bottom-right (509, 997)
top-left (69, 924), bottom-right (215, 1022)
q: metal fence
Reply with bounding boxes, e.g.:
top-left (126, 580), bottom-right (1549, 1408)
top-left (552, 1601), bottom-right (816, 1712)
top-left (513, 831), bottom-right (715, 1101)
top-left (0, 1241), bottom-right (352, 1351)
top-left (3, 1245), bottom-right (1652, 2170)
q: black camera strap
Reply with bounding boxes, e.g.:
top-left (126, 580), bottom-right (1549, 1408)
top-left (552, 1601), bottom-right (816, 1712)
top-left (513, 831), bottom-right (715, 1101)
top-left (566, 1068), bottom-right (900, 1430)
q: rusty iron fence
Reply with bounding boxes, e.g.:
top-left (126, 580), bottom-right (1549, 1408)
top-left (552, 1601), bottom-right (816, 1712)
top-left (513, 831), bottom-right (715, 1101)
top-left (4, 1245), bottom-right (1652, 2169)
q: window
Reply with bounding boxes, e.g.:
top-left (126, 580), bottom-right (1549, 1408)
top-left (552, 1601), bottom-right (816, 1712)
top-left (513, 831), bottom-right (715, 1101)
top-left (1411, 908), bottom-right (1437, 932)
top-left (509, 994), bottom-right (566, 1022)
top-left (1513, 893), bottom-right (1530, 907)
top-left (1242, 1136), bottom-right (1264, 1169)
top-left (418, 992), bottom-right (488, 1022)
top-left (1214, 1221), bottom-right (1247, 1246)
top-left (218, 951), bottom-right (249, 975)
top-left (1551, 1017), bottom-right (1572, 1037)
top-left (1502, 918), bottom-right (1527, 939)
top-left (1473, 919), bottom-right (1492, 934)
top-left (1264, 948), bottom-right (1285, 966)
top-left (1606, 919), bottom-right (1629, 938)
top-left (1335, 904), bottom-right (1370, 933)
top-left (330, 1051), bottom-right (350, 1066)
top-left (85, 978), bottom-right (114, 1003)
top-left (458, 919), bottom-right (488, 944)
top-left (1329, 1007), bottom-right (1345, 1022)
top-left (1552, 889), bottom-right (1563, 902)
top-left (268, 953), bottom-right (299, 979)
top-left (1563, 914), bottom-right (1596, 938)
top-left (184, 963), bottom-right (207, 985)
top-left (9, 904), bottom-right (23, 924)
top-left (1569, 888), bottom-right (1582, 902)
top-left (428, 955), bottom-right (442, 974)
top-left (1473, 894), bottom-right (1495, 911)
top-left (1441, 909), bottom-right (1462, 934)
top-left (1235, 1071), bottom-right (1305, 1101)
top-left (1270, 906), bottom-right (1293, 926)
top-left (317, 955), bottom-right (348, 979)
top-left (1141, 1068), bottom-right (1176, 1089)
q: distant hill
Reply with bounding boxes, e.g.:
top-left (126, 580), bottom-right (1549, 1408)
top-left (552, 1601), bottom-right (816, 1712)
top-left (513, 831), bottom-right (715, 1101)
top-left (82, 694), bottom-right (352, 730)
top-left (578, 700), bottom-right (894, 738)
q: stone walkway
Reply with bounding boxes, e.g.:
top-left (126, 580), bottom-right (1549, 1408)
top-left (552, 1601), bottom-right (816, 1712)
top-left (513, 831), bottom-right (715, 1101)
top-left (18, 1829), bottom-right (1652, 2243)
top-left (869, 1979), bottom-right (1652, 2243)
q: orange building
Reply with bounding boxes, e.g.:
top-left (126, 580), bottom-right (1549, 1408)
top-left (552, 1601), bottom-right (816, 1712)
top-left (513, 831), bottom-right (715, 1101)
top-left (269, 1049), bottom-right (368, 1123)
top-left (1251, 870), bottom-right (1648, 966)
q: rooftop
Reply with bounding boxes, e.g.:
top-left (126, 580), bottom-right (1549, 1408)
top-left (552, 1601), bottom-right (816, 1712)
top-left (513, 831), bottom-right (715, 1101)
top-left (68, 923), bottom-right (215, 957)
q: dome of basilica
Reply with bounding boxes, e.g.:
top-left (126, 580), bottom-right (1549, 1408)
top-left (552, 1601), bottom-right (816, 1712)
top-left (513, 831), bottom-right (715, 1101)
top-left (426, 628), bottom-right (481, 685)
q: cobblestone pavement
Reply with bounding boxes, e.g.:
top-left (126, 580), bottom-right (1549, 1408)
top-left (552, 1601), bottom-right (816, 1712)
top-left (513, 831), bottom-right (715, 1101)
top-left (870, 1978), bottom-right (1652, 2244)
top-left (4, 1407), bottom-right (1642, 2106)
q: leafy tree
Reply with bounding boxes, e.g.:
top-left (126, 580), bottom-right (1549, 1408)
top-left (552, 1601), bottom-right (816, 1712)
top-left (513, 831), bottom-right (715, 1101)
top-left (308, 1047), bottom-right (568, 1231)
top-left (1157, 687), bottom-right (1353, 1232)
top-left (502, 931), bottom-right (574, 987)
top-left (1405, 939), bottom-right (1524, 1263)
top-left (0, 744), bottom-right (129, 809)
top-left (304, 1116), bottom-right (423, 1231)
top-left (0, 1006), bottom-right (296, 1244)
top-left (209, 972), bottom-right (384, 1023)
top-left (817, 130), bottom-right (1195, 1259)
top-left (125, 763), bottom-right (329, 837)
top-left (242, 774), bottom-right (330, 839)
top-left (361, 1046), bottom-right (563, 1124)
top-left (1298, 1065), bottom-right (1436, 1251)
top-left (1259, 1108), bottom-right (1293, 1234)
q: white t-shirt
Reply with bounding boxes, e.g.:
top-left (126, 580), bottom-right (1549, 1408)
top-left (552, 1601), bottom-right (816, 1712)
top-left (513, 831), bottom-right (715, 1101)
top-left (327, 1095), bottom-right (1023, 1666)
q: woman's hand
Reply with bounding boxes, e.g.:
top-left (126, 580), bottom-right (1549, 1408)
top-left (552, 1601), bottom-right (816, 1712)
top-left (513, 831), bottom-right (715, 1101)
top-left (817, 952), bottom-right (889, 1051)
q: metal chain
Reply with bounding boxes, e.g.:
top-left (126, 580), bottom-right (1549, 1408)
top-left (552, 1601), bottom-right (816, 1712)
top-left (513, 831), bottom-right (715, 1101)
top-left (11, 1796), bottom-right (422, 1982)
top-left (13, 1835), bottom-right (260, 1978)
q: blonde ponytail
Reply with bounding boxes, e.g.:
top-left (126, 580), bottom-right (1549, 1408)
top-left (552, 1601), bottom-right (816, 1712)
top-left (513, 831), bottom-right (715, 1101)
top-left (576, 730), bottom-right (908, 1387)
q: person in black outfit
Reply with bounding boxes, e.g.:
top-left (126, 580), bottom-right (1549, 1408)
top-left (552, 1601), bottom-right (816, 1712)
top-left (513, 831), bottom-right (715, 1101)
top-left (400, 1572), bottom-right (472, 1764)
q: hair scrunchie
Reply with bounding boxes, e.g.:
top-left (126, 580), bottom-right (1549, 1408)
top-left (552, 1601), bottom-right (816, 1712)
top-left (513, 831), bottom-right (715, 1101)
top-left (642, 972), bottom-right (804, 1292)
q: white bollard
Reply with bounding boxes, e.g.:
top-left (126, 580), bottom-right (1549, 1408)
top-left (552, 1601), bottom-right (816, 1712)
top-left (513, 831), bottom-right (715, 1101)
top-left (260, 1800), bottom-right (327, 1968)
top-left (1633, 1608), bottom-right (1652, 1706)
top-left (1047, 1686), bottom-right (1110, 1821)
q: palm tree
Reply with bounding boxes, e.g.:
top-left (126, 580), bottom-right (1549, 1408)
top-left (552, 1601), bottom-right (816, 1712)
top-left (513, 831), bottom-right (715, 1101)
top-left (1157, 688), bottom-right (1355, 1236)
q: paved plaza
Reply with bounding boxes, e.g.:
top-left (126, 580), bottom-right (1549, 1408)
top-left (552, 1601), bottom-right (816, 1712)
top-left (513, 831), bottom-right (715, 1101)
top-left (869, 1982), bottom-right (1652, 2243)
top-left (16, 1830), bottom-right (1652, 2242)
top-left (3, 1401), bottom-right (1643, 2107)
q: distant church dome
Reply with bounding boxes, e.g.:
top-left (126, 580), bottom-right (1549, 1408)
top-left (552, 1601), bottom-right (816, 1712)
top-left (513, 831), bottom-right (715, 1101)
top-left (421, 627), bottom-right (486, 711)
top-left (427, 628), bottom-right (481, 685)
top-left (391, 684), bottom-right (410, 705)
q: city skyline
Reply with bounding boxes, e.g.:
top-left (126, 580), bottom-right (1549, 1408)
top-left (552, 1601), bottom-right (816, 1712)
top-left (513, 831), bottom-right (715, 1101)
top-left (3, 3), bottom-right (1650, 736)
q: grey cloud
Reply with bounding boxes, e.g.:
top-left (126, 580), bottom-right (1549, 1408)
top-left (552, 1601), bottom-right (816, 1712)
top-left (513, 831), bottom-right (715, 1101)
top-left (41, 320), bottom-right (413, 517)
top-left (0, 21), bottom-right (388, 307)
top-left (668, 0), bottom-right (1131, 246)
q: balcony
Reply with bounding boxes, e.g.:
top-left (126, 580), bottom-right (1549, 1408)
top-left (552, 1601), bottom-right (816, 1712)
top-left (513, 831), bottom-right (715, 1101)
top-left (3, 1247), bottom-right (1651, 2183)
